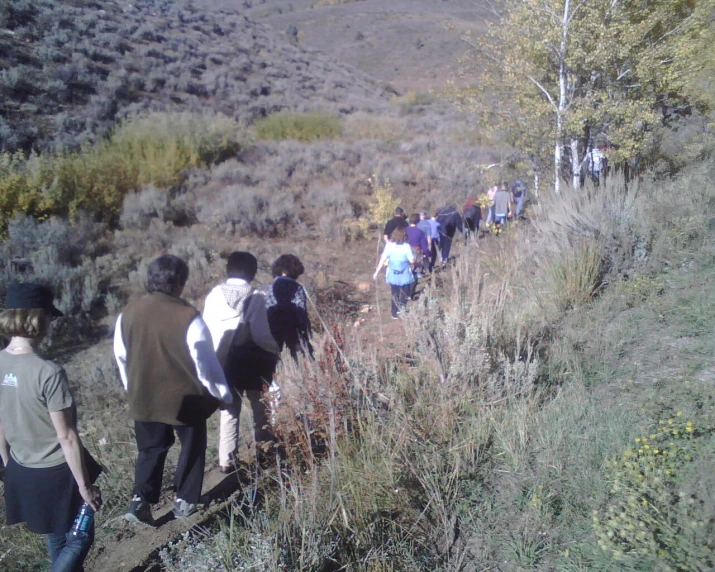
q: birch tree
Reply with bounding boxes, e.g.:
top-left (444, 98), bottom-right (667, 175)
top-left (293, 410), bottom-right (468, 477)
top-left (446, 0), bottom-right (707, 191)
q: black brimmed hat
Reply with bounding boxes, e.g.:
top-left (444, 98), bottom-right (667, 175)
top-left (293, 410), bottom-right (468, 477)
top-left (4, 283), bottom-right (63, 317)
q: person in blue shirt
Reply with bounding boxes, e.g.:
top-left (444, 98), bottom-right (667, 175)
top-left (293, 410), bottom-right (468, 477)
top-left (419, 211), bottom-right (441, 272)
top-left (373, 227), bottom-right (415, 319)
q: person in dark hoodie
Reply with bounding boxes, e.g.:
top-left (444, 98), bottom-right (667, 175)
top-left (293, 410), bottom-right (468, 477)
top-left (202, 252), bottom-right (279, 473)
top-left (264, 254), bottom-right (313, 360)
top-left (435, 204), bottom-right (463, 264)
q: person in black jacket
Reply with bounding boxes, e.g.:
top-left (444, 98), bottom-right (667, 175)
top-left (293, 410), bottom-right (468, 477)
top-left (265, 254), bottom-right (313, 360)
top-left (435, 205), bottom-right (463, 264)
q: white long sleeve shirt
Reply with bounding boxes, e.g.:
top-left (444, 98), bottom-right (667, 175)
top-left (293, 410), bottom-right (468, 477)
top-left (113, 313), bottom-right (233, 403)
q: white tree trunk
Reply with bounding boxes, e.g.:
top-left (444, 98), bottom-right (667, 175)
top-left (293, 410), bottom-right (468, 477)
top-left (570, 137), bottom-right (580, 189)
top-left (553, 0), bottom-right (571, 194)
top-left (554, 134), bottom-right (562, 194)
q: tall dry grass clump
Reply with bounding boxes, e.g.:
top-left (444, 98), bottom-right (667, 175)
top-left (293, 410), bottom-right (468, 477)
top-left (200, 161), bottom-right (715, 570)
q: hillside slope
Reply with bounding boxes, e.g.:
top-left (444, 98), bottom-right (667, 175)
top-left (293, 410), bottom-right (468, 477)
top-left (220, 0), bottom-right (493, 90)
top-left (0, 0), bottom-right (390, 152)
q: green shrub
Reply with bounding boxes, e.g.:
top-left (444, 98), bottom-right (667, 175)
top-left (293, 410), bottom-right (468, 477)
top-left (0, 112), bottom-right (248, 233)
top-left (253, 111), bottom-right (343, 143)
top-left (593, 411), bottom-right (715, 569)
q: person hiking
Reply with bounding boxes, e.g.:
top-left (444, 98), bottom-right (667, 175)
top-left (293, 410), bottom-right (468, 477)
top-left (463, 199), bottom-right (482, 241)
top-left (264, 254), bottom-right (313, 360)
top-left (493, 182), bottom-right (514, 228)
top-left (435, 204), bottom-right (463, 265)
top-left (373, 226), bottom-right (415, 319)
top-left (416, 212), bottom-right (434, 273)
top-left (486, 185), bottom-right (497, 224)
top-left (511, 180), bottom-right (527, 218)
top-left (420, 211), bottom-right (441, 272)
top-left (383, 207), bottom-right (408, 244)
top-left (0, 284), bottom-right (103, 571)
top-left (405, 213), bottom-right (430, 295)
top-left (114, 255), bottom-right (233, 524)
top-left (203, 252), bottom-right (280, 473)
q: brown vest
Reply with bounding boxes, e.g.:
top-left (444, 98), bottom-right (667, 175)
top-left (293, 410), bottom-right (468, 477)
top-left (121, 292), bottom-right (209, 425)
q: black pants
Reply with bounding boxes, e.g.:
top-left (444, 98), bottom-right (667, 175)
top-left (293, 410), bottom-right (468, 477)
top-left (429, 240), bottom-right (439, 272)
top-left (133, 420), bottom-right (207, 504)
top-left (441, 226), bottom-right (456, 262)
top-left (390, 284), bottom-right (412, 318)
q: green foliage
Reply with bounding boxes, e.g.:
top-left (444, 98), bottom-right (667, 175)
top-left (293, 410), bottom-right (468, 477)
top-left (356, 175), bottom-right (400, 239)
top-left (445, 0), bottom-right (710, 187)
top-left (0, 112), bottom-right (247, 233)
top-left (253, 111), bottom-right (343, 143)
top-left (594, 411), bottom-right (715, 570)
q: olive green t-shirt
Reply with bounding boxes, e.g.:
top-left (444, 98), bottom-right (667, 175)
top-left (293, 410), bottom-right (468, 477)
top-left (0, 350), bottom-right (74, 468)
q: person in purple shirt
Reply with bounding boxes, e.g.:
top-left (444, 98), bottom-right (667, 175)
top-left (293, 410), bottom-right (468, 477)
top-left (405, 214), bottom-right (430, 297)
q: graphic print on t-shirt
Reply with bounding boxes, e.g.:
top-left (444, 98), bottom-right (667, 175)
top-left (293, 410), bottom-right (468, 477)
top-left (2, 373), bottom-right (18, 387)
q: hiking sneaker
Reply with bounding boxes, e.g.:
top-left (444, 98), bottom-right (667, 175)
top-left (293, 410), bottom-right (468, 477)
top-left (124, 495), bottom-right (153, 526)
top-left (173, 498), bottom-right (198, 519)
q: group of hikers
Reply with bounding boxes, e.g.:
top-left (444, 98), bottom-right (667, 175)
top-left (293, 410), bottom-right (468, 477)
top-left (374, 180), bottom-right (528, 318)
top-left (0, 252), bottom-right (313, 570)
top-left (0, 178), bottom-right (530, 570)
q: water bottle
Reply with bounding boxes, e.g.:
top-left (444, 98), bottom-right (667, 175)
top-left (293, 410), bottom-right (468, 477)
top-left (69, 502), bottom-right (94, 537)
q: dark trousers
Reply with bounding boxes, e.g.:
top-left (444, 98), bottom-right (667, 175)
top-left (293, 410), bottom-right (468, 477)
top-left (133, 420), bottom-right (207, 504)
top-left (47, 523), bottom-right (94, 572)
top-left (429, 240), bottom-right (438, 272)
top-left (441, 227), bottom-right (456, 262)
top-left (390, 284), bottom-right (412, 318)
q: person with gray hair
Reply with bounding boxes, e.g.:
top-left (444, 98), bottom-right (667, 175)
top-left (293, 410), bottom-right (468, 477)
top-left (114, 254), bottom-right (233, 524)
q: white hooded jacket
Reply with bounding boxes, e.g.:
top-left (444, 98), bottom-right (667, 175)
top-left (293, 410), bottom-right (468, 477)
top-left (202, 278), bottom-right (279, 366)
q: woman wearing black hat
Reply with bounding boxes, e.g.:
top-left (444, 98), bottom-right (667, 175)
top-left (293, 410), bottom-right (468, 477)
top-left (0, 283), bottom-right (102, 571)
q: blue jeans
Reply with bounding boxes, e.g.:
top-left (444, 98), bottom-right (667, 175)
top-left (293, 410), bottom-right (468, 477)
top-left (47, 523), bottom-right (94, 572)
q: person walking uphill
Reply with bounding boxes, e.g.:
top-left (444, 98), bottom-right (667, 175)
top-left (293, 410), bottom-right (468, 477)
top-left (265, 254), bottom-right (313, 360)
top-left (0, 283), bottom-right (102, 572)
top-left (114, 255), bottom-right (233, 524)
top-left (203, 252), bottom-right (279, 473)
top-left (435, 204), bottom-right (463, 265)
top-left (383, 207), bottom-right (408, 244)
top-left (373, 227), bottom-right (415, 319)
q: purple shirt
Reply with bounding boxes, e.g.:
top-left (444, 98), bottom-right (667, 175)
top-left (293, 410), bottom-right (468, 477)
top-left (405, 226), bottom-right (429, 255)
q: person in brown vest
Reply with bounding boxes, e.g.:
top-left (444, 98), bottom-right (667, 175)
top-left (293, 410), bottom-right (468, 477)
top-left (114, 255), bottom-right (232, 524)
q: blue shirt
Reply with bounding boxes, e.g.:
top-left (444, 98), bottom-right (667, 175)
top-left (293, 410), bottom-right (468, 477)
top-left (382, 242), bottom-right (415, 286)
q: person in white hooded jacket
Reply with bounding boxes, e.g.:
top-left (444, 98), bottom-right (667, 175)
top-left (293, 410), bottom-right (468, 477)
top-left (203, 252), bottom-right (279, 472)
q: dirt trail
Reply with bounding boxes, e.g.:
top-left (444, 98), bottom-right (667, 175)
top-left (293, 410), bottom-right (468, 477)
top-left (86, 466), bottom-right (246, 571)
top-left (84, 236), bottom-right (462, 571)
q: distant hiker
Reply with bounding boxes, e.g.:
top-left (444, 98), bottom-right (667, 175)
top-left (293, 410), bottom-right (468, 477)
top-left (493, 182), bottom-right (514, 227)
top-left (588, 147), bottom-right (606, 184)
top-left (265, 254), bottom-right (313, 360)
top-left (203, 252), bottom-right (280, 473)
top-left (115, 255), bottom-right (233, 523)
top-left (0, 284), bottom-right (102, 570)
top-left (463, 200), bottom-right (482, 241)
top-left (511, 180), bottom-right (527, 218)
top-left (373, 226), bottom-right (415, 319)
top-left (420, 211), bottom-right (441, 272)
top-left (435, 204), bottom-right (463, 264)
top-left (486, 185), bottom-right (498, 224)
top-left (406, 214), bottom-right (430, 293)
top-left (383, 207), bottom-right (408, 244)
